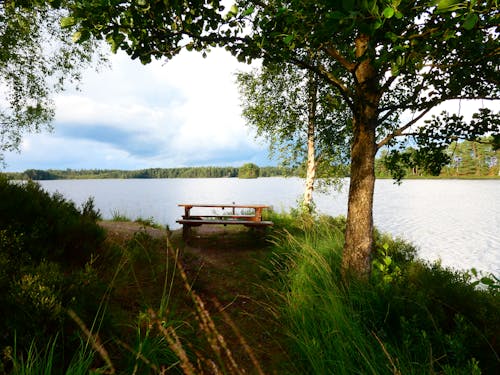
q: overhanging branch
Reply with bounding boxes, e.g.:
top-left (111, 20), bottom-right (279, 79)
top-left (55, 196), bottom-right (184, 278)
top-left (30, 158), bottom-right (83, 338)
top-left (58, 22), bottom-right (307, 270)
top-left (377, 107), bottom-right (433, 150)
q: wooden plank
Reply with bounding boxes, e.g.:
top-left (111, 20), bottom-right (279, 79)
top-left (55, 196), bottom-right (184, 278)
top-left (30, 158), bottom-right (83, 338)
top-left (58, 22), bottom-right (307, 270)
top-left (178, 203), bottom-right (270, 209)
top-left (176, 219), bottom-right (273, 226)
top-left (182, 215), bottom-right (256, 219)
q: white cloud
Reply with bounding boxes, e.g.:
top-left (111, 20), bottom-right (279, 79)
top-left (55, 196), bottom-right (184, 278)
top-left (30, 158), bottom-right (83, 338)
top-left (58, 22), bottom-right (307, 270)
top-left (3, 48), bottom-right (266, 171)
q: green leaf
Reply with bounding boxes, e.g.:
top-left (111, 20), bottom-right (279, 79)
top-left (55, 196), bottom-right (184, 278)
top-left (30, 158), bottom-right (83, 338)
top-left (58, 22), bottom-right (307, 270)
top-left (383, 7), bottom-right (395, 18)
top-left (107, 33), bottom-right (125, 53)
top-left (283, 34), bottom-right (294, 45)
top-left (480, 277), bottom-right (494, 286)
top-left (383, 256), bottom-right (392, 266)
top-left (443, 29), bottom-right (456, 40)
top-left (230, 4), bottom-right (238, 14)
top-left (436, 0), bottom-right (463, 12)
top-left (385, 31), bottom-right (399, 42)
top-left (241, 6), bottom-right (254, 17)
top-left (60, 16), bottom-right (75, 28)
top-left (462, 13), bottom-right (479, 30)
top-left (373, 19), bottom-right (383, 30)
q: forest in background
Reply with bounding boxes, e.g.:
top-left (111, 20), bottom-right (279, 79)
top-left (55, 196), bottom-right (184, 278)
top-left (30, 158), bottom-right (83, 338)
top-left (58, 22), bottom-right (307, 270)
top-left (376, 138), bottom-right (499, 178)
top-left (1, 165), bottom-right (291, 180)
top-left (3, 139), bottom-right (498, 181)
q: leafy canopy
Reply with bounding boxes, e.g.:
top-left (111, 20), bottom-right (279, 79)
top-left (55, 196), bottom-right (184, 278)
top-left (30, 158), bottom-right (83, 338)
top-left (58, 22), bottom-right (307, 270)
top-left (0, 0), bottom-right (103, 164)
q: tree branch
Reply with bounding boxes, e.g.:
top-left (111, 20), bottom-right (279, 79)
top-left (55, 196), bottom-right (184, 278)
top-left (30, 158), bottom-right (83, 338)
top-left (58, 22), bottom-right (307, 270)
top-left (291, 57), bottom-right (355, 111)
top-left (322, 44), bottom-right (355, 71)
top-left (381, 74), bottom-right (397, 93)
top-left (377, 107), bottom-right (433, 150)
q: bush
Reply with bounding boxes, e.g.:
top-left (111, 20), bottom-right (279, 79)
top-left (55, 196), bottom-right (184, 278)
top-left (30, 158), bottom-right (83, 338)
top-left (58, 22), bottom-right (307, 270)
top-left (0, 178), bottom-right (104, 265)
top-left (0, 177), bottom-right (106, 368)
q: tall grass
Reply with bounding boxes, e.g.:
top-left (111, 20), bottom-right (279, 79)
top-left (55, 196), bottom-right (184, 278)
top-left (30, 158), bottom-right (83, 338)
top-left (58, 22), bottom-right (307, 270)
top-left (273, 217), bottom-right (388, 374)
top-left (271, 214), bottom-right (499, 374)
top-left (4, 234), bottom-right (266, 374)
top-left (7, 336), bottom-right (95, 375)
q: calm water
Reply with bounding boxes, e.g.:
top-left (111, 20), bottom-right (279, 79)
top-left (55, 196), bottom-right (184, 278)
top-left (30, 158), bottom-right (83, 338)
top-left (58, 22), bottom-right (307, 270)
top-left (38, 178), bottom-right (500, 276)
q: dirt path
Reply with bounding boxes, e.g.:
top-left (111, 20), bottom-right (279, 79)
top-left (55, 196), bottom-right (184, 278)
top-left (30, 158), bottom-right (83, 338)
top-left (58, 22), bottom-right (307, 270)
top-left (99, 220), bottom-right (167, 239)
top-left (98, 221), bottom-right (291, 373)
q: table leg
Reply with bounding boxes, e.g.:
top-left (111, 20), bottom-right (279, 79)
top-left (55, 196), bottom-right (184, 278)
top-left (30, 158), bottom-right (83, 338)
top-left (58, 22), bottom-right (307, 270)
top-left (255, 207), bottom-right (263, 221)
top-left (182, 224), bottom-right (191, 241)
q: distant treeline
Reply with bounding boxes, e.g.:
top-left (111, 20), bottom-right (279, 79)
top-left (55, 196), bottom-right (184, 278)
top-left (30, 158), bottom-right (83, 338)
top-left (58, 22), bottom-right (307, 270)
top-left (4, 139), bottom-right (498, 181)
top-left (2, 166), bottom-right (294, 180)
top-left (375, 138), bottom-right (500, 178)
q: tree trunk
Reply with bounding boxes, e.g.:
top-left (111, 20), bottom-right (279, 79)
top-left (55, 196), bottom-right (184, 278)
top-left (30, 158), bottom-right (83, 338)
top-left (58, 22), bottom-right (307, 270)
top-left (303, 70), bottom-right (318, 210)
top-left (341, 34), bottom-right (379, 281)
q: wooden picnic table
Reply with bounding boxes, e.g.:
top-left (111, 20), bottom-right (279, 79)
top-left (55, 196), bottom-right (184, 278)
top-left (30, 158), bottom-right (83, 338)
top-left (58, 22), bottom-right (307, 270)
top-left (176, 203), bottom-right (273, 240)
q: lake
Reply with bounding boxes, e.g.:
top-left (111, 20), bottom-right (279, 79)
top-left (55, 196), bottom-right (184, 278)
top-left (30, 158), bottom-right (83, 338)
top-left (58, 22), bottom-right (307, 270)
top-left (38, 177), bottom-right (500, 277)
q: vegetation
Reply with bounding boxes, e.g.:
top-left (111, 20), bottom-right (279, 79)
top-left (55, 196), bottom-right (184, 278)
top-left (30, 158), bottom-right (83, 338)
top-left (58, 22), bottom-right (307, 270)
top-left (0, 176), bottom-right (106, 370)
top-left (0, 0), bottom-right (103, 165)
top-left (267, 212), bottom-right (500, 374)
top-left (377, 137), bottom-right (500, 180)
top-left (0, 176), bottom-right (284, 373)
top-left (238, 162), bottom-right (260, 179)
top-left (1, 177), bottom-right (498, 373)
top-left (3, 142), bottom-right (498, 181)
top-left (62, 0), bottom-right (499, 280)
top-left (440, 137), bottom-right (499, 177)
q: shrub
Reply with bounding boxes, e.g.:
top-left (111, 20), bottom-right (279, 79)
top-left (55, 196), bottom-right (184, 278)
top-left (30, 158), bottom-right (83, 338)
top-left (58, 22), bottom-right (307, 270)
top-left (0, 177), bottom-right (106, 368)
top-left (0, 178), bottom-right (104, 265)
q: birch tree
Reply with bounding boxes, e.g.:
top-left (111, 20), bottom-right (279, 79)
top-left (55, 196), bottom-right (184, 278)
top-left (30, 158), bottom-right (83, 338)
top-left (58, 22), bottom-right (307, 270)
top-left (237, 62), bottom-right (350, 211)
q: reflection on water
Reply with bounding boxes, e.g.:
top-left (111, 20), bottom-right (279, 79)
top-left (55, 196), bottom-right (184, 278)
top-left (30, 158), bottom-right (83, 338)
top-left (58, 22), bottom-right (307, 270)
top-left (39, 177), bottom-right (499, 276)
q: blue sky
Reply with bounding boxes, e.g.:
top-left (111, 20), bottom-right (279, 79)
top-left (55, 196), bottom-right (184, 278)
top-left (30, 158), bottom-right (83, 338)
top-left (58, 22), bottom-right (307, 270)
top-left (3, 48), bottom-right (271, 172)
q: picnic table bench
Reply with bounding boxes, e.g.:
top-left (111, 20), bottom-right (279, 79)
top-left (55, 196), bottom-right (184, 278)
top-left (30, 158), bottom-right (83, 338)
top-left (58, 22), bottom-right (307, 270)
top-left (176, 203), bottom-right (273, 240)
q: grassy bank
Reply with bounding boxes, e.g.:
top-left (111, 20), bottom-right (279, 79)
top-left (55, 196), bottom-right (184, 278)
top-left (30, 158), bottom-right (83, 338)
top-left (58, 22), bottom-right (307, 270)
top-left (1, 177), bottom-right (498, 374)
top-left (267, 211), bottom-right (499, 374)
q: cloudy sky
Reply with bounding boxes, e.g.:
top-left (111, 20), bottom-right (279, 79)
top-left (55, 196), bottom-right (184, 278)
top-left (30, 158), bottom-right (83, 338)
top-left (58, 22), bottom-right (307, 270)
top-left (3, 48), bottom-right (270, 172)
top-left (2, 44), bottom-right (495, 173)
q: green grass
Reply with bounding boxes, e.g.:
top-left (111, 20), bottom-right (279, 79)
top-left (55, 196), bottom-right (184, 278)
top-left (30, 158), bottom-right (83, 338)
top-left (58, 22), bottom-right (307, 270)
top-left (110, 210), bottom-right (131, 222)
top-left (269, 214), bottom-right (499, 374)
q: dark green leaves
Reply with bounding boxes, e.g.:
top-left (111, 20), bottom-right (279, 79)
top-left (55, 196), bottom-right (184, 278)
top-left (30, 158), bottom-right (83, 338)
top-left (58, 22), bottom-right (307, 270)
top-left (462, 12), bottom-right (479, 30)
